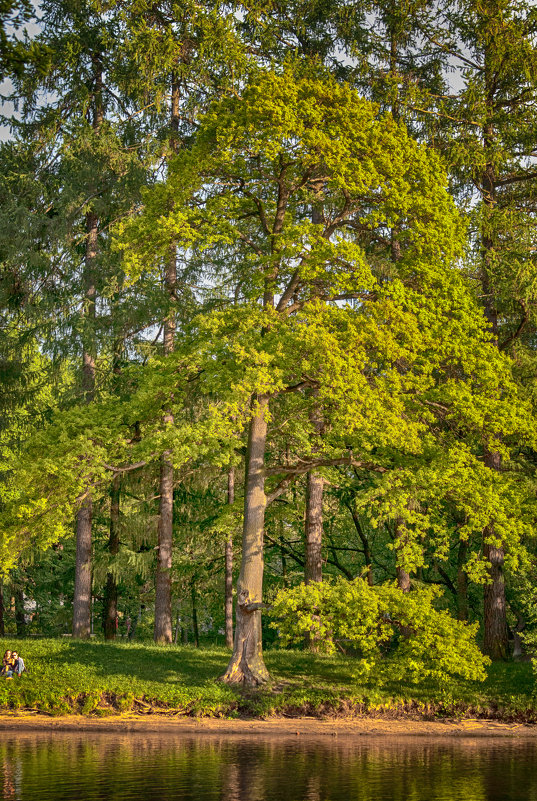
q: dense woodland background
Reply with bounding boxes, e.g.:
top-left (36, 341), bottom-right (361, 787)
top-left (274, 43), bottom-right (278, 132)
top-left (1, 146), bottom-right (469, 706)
top-left (1, 0), bottom-right (537, 683)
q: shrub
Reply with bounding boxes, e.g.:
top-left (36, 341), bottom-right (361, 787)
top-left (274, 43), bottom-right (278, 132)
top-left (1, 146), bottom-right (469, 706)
top-left (269, 578), bottom-right (489, 686)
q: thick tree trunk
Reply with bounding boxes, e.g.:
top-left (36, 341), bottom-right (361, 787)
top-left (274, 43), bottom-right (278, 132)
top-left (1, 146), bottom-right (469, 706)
top-left (225, 467), bottom-right (234, 648)
top-left (222, 396), bottom-right (270, 686)
top-left (396, 566), bottom-right (411, 593)
top-left (154, 78), bottom-right (180, 645)
top-left (483, 541), bottom-right (509, 659)
top-left (305, 471), bottom-right (323, 584)
top-left (103, 475), bottom-right (121, 640)
top-left (73, 495), bottom-right (93, 638)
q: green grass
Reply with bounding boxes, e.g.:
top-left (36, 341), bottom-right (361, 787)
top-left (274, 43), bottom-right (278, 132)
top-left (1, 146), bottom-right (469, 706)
top-left (0, 638), bottom-right (534, 720)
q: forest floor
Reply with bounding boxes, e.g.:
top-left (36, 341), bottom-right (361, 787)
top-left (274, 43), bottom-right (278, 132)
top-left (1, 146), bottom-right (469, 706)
top-left (0, 639), bottom-right (534, 724)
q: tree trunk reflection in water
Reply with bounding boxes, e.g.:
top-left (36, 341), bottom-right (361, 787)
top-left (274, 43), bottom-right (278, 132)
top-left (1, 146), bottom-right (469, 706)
top-left (0, 734), bottom-right (537, 801)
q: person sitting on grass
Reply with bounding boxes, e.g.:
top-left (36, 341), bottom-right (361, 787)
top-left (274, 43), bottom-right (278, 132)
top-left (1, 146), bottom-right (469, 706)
top-left (0, 650), bottom-right (15, 678)
top-left (11, 651), bottom-right (25, 676)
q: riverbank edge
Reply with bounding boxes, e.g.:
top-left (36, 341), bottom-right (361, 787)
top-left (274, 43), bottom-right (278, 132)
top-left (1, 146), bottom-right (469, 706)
top-left (0, 714), bottom-right (535, 738)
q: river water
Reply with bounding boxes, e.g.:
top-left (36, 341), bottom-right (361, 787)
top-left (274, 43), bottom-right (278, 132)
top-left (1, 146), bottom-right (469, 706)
top-left (0, 731), bottom-right (535, 801)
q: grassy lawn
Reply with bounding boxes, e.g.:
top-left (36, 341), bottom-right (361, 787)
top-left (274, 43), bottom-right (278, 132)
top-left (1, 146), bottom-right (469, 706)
top-left (0, 638), bottom-right (534, 720)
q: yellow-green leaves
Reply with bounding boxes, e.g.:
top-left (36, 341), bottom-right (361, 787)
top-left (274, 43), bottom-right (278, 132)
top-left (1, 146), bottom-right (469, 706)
top-left (270, 578), bottom-right (489, 685)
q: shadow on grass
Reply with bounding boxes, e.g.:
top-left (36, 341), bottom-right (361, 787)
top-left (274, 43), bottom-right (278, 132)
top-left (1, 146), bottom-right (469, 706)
top-left (265, 650), bottom-right (357, 688)
top-left (58, 641), bottom-right (231, 686)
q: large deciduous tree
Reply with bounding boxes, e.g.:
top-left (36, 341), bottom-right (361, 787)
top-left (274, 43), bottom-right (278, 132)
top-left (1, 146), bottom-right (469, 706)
top-left (122, 67), bottom-right (521, 683)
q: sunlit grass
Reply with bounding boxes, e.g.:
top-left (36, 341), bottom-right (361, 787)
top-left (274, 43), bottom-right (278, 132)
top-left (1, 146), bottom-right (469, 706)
top-left (0, 638), bottom-right (532, 719)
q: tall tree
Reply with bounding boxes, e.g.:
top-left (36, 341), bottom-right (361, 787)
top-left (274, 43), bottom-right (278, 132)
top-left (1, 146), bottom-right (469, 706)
top-left (433, 0), bottom-right (537, 658)
top-left (127, 67), bottom-right (515, 683)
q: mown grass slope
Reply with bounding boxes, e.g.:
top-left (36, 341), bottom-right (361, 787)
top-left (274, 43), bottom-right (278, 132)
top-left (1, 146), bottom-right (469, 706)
top-left (0, 639), bottom-right (534, 720)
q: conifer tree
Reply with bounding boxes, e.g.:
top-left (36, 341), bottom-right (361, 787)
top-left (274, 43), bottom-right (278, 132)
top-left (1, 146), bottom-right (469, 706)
top-left (430, 0), bottom-right (537, 658)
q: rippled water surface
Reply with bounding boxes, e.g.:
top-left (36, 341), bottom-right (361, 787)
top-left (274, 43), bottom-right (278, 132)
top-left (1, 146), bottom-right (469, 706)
top-left (0, 731), bottom-right (536, 801)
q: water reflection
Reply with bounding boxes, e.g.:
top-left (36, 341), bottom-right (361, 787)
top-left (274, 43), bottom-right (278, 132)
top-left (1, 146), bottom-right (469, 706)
top-left (0, 731), bottom-right (535, 801)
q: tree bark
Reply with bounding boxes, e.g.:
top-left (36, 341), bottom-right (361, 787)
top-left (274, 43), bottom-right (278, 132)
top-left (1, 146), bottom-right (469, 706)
top-left (482, 449), bottom-right (509, 658)
top-left (154, 77), bottom-right (180, 645)
top-left (73, 60), bottom-right (101, 638)
top-left (483, 540), bottom-right (508, 659)
top-left (348, 502), bottom-right (373, 585)
top-left (304, 220), bottom-right (324, 587)
top-left (225, 467), bottom-right (234, 648)
top-left (222, 395), bottom-right (271, 685)
top-left (477, 47), bottom-right (508, 660)
top-left (305, 470), bottom-right (323, 584)
top-left (394, 518), bottom-right (411, 593)
top-left (512, 612), bottom-right (525, 660)
top-left (174, 602), bottom-right (182, 644)
top-left (14, 589), bottom-right (25, 636)
top-left (0, 582), bottom-right (4, 637)
top-left (396, 566), bottom-right (411, 593)
top-left (72, 211), bottom-right (96, 639)
top-left (103, 475), bottom-right (121, 640)
top-left (73, 495), bottom-right (93, 638)
top-left (191, 579), bottom-right (199, 648)
top-left (304, 469), bottom-right (323, 652)
top-left (154, 453), bottom-right (174, 643)
top-left (457, 540), bottom-right (469, 622)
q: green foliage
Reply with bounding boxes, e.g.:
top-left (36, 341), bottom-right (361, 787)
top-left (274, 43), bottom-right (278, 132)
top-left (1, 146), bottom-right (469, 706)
top-left (3, 0), bottom-right (537, 696)
top-left (270, 578), bottom-right (489, 686)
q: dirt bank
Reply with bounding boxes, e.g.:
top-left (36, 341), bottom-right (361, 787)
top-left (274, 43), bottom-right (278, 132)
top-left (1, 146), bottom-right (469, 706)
top-left (0, 714), bottom-right (534, 738)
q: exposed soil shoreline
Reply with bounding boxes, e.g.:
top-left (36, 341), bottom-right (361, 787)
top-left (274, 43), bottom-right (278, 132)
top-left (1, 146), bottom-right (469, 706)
top-left (0, 713), bottom-right (535, 738)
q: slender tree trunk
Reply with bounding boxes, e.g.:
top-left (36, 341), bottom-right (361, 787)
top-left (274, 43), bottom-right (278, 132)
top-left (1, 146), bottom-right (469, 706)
top-left (304, 221), bottom-right (324, 588)
top-left (154, 78), bottom-right (180, 645)
top-left (191, 579), bottom-right (199, 648)
top-left (174, 603), bottom-right (181, 644)
top-left (73, 495), bottom-right (93, 638)
top-left (304, 470), bottom-right (323, 652)
top-left (478, 50), bottom-right (508, 660)
top-left (222, 395), bottom-right (271, 685)
top-left (0, 582), bottom-right (4, 637)
top-left (72, 211), bottom-right (97, 639)
top-left (103, 475), bottom-right (121, 640)
top-left (154, 453), bottom-right (174, 643)
top-left (280, 526), bottom-right (288, 588)
top-left (513, 612), bottom-right (525, 660)
top-left (225, 467), bottom-right (235, 648)
top-left (14, 589), bottom-right (25, 636)
top-left (73, 61), bottom-right (101, 638)
top-left (348, 502), bottom-right (373, 585)
top-left (394, 518), bottom-right (411, 593)
top-left (482, 448), bottom-right (508, 658)
top-left (457, 540), bottom-right (469, 622)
